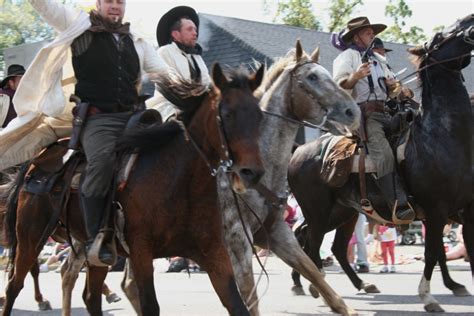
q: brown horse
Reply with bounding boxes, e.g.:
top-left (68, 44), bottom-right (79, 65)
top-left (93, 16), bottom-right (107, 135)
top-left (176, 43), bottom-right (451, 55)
top-left (2, 63), bottom-right (265, 315)
top-left (0, 176), bottom-right (51, 311)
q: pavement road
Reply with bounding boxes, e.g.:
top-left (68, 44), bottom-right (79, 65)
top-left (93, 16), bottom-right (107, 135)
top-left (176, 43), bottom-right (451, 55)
top-left (2, 245), bottom-right (473, 315)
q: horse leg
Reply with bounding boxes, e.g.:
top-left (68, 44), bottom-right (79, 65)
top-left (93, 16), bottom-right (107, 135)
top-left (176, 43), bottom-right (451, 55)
top-left (331, 212), bottom-right (380, 294)
top-left (290, 225), bottom-right (307, 296)
top-left (462, 202), bottom-right (474, 277)
top-left (418, 217), bottom-right (446, 312)
top-left (121, 259), bottom-right (142, 315)
top-left (3, 243), bottom-right (42, 315)
top-left (29, 260), bottom-right (52, 311)
top-left (267, 219), bottom-right (355, 316)
top-left (302, 220), bottom-right (328, 299)
top-left (83, 265), bottom-right (108, 316)
top-left (128, 248), bottom-right (160, 315)
top-left (437, 238), bottom-right (470, 296)
top-left (224, 229), bottom-right (259, 315)
top-left (196, 243), bottom-right (249, 316)
top-left (61, 242), bottom-right (86, 316)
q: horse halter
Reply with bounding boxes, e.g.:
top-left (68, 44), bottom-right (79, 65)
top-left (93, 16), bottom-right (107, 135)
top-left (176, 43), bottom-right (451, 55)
top-left (400, 24), bottom-right (474, 82)
top-left (183, 102), bottom-right (234, 177)
top-left (261, 60), bottom-right (329, 131)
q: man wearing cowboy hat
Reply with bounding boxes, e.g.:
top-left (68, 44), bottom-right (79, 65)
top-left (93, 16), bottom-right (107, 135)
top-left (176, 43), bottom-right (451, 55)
top-left (333, 17), bottom-right (415, 221)
top-left (0, 64), bottom-right (25, 128)
top-left (0, 0), bottom-right (168, 266)
top-left (148, 5), bottom-right (210, 121)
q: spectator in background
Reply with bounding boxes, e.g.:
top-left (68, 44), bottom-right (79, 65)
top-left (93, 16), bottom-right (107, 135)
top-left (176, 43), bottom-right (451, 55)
top-left (0, 64), bottom-right (25, 128)
top-left (375, 224), bottom-right (397, 273)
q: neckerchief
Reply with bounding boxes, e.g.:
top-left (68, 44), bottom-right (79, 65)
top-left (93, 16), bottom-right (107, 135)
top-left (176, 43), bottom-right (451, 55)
top-left (88, 10), bottom-right (130, 35)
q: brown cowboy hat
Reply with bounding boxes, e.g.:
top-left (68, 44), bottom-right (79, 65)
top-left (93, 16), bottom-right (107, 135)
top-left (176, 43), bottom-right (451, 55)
top-left (0, 64), bottom-right (25, 88)
top-left (341, 16), bottom-right (387, 43)
top-left (373, 37), bottom-right (392, 52)
top-left (156, 6), bottom-right (199, 47)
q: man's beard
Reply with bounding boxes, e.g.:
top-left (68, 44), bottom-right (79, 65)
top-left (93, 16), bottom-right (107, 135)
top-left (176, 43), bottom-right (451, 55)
top-left (105, 15), bottom-right (123, 25)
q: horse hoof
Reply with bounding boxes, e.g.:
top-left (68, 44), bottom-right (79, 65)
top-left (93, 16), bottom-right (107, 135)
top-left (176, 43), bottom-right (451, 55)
top-left (291, 285), bottom-right (305, 296)
top-left (363, 283), bottom-right (381, 294)
top-left (424, 302), bottom-right (445, 313)
top-left (308, 284), bottom-right (320, 298)
top-left (38, 300), bottom-right (52, 311)
top-left (452, 286), bottom-right (471, 297)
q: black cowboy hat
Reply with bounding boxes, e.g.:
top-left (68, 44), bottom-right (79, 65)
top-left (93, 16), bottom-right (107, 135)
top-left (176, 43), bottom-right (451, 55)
top-left (156, 6), bottom-right (199, 47)
top-left (0, 64), bottom-right (25, 88)
top-left (373, 37), bottom-right (392, 52)
top-left (341, 16), bottom-right (387, 43)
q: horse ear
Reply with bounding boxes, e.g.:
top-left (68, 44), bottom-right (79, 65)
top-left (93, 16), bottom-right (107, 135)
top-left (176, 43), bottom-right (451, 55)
top-left (212, 63), bottom-right (228, 91)
top-left (310, 46), bottom-right (320, 63)
top-left (295, 39), bottom-right (303, 62)
top-left (248, 64), bottom-right (265, 92)
top-left (408, 46), bottom-right (425, 56)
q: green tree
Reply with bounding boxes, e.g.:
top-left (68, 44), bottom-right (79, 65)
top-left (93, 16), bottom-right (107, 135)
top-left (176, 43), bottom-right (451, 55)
top-left (327, 0), bottom-right (363, 33)
top-left (0, 0), bottom-right (56, 71)
top-left (274, 0), bottom-right (321, 30)
top-left (381, 0), bottom-right (427, 44)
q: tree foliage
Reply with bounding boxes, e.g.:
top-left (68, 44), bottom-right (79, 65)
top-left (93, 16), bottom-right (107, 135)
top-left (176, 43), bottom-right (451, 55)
top-left (0, 0), bottom-right (56, 70)
top-left (327, 0), bottom-right (363, 33)
top-left (274, 0), bottom-right (321, 30)
top-left (381, 0), bottom-right (427, 44)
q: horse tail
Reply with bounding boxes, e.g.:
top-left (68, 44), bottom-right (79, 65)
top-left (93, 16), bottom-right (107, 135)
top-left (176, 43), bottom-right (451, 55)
top-left (4, 163), bottom-right (29, 263)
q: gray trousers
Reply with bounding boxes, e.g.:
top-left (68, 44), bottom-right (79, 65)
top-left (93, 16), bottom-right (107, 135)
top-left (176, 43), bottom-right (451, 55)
top-left (355, 213), bottom-right (368, 265)
top-left (80, 112), bottom-right (131, 198)
top-left (365, 112), bottom-right (394, 178)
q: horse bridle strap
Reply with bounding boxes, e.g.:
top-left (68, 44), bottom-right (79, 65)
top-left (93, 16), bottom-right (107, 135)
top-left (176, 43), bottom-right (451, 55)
top-left (260, 60), bottom-right (329, 131)
top-left (180, 110), bottom-right (233, 177)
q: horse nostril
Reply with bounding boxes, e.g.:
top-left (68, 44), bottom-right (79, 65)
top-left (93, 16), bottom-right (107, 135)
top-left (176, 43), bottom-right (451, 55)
top-left (345, 108), bottom-right (354, 118)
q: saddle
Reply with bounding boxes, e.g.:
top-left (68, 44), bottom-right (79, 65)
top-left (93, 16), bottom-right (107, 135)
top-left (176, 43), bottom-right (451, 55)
top-left (319, 108), bottom-right (417, 225)
top-left (22, 109), bottom-right (162, 263)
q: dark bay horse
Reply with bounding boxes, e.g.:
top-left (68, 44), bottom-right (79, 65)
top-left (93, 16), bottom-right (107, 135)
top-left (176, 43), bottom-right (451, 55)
top-left (1, 64), bottom-right (265, 315)
top-left (288, 14), bottom-right (474, 313)
top-left (216, 41), bottom-right (360, 316)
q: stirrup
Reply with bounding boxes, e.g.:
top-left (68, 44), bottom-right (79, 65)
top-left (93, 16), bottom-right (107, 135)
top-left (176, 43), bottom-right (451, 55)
top-left (86, 231), bottom-right (117, 267)
top-left (391, 200), bottom-right (415, 225)
top-left (361, 198), bottom-right (374, 214)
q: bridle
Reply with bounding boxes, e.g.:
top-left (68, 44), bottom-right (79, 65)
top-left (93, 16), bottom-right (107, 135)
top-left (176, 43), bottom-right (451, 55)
top-left (400, 23), bottom-right (474, 82)
top-left (261, 60), bottom-right (329, 131)
top-left (182, 100), bottom-right (234, 177)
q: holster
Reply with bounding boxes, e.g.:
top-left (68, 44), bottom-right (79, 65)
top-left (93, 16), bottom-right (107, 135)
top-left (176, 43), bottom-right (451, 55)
top-left (68, 102), bottom-right (90, 150)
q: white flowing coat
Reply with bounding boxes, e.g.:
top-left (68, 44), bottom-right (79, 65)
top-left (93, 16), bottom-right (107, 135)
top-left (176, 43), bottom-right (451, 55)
top-left (0, 0), bottom-right (168, 170)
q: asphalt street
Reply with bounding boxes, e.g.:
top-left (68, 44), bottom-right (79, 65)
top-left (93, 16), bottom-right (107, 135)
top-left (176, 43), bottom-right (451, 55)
top-left (2, 244), bottom-right (473, 315)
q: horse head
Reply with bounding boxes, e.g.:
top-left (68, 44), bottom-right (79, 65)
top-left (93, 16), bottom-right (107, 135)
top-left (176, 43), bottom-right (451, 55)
top-left (210, 63), bottom-right (265, 193)
top-left (285, 40), bottom-right (360, 134)
top-left (409, 14), bottom-right (474, 71)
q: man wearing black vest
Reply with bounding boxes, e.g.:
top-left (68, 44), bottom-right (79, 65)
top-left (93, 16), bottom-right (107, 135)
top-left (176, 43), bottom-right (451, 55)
top-left (27, 0), bottom-right (168, 266)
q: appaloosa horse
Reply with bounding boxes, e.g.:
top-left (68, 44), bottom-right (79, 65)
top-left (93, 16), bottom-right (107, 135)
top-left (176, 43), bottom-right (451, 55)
top-left (1, 64), bottom-right (265, 316)
top-left (288, 14), bottom-right (474, 313)
top-left (214, 41), bottom-right (360, 316)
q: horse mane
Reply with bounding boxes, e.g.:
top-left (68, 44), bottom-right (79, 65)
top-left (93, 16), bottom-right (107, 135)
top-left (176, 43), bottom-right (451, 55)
top-left (117, 68), bottom-right (254, 152)
top-left (254, 51), bottom-right (298, 100)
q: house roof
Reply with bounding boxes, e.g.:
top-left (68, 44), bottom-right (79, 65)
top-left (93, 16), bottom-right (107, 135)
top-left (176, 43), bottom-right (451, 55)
top-left (198, 13), bottom-right (473, 94)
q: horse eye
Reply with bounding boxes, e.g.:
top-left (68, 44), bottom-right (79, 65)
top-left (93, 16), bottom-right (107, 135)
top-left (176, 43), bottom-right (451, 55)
top-left (308, 74), bottom-right (318, 82)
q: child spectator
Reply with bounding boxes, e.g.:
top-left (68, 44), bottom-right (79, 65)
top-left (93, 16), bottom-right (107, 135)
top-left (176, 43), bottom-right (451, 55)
top-left (376, 224), bottom-right (397, 273)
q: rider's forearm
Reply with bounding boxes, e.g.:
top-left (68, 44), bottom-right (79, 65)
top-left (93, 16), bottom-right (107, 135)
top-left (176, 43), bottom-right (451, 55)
top-left (340, 72), bottom-right (361, 90)
top-left (29, 0), bottom-right (80, 32)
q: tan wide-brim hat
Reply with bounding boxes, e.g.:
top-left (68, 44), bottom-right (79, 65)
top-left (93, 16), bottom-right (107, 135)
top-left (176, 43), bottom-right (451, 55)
top-left (341, 16), bottom-right (387, 43)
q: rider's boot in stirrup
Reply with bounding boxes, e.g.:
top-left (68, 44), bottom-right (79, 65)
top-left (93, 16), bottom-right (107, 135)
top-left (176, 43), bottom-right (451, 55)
top-left (374, 172), bottom-right (415, 221)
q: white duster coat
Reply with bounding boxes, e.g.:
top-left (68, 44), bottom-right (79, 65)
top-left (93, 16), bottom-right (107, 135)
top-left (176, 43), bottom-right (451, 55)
top-left (0, 0), bottom-right (168, 170)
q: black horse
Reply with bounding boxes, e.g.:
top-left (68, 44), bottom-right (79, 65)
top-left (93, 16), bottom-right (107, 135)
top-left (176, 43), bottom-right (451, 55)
top-left (288, 14), bottom-right (474, 313)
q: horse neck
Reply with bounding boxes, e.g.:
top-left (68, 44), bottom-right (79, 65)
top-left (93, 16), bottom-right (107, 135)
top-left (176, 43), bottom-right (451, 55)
top-left (416, 67), bottom-right (471, 139)
top-left (259, 73), bottom-right (300, 192)
top-left (187, 97), bottom-right (220, 165)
